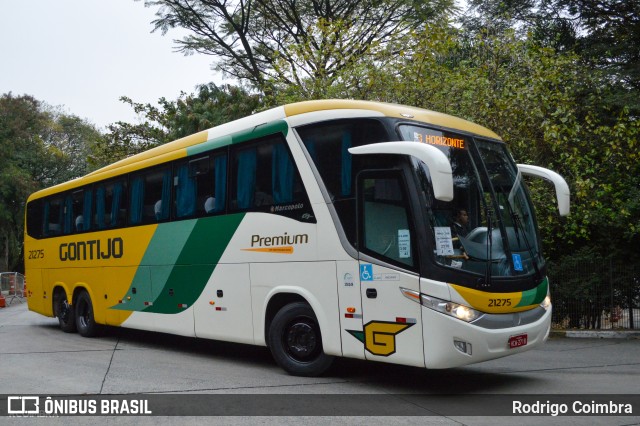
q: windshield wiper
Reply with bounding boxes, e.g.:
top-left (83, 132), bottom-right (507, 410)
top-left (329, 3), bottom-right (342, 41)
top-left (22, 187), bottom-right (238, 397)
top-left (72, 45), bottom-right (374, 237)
top-left (485, 210), bottom-right (493, 287)
top-left (507, 171), bottom-right (540, 279)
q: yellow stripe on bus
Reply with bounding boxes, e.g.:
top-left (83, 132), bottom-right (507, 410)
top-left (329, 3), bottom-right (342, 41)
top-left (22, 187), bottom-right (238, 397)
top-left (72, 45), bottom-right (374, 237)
top-left (449, 283), bottom-right (535, 314)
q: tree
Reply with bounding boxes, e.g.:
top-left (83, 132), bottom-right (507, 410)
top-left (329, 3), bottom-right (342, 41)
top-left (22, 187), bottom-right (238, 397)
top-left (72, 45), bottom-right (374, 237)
top-left (303, 25), bottom-right (639, 262)
top-left (0, 93), bottom-right (100, 271)
top-left (462, 0), bottom-right (640, 115)
top-left (141, 0), bottom-right (454, 99)
top-left (91, 83), bottom-right (261, 168)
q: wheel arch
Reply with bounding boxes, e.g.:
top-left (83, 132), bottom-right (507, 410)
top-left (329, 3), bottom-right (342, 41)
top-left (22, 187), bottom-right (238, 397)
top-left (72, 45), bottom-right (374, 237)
top-left (264, 291), bottom-right (309, 346)
top-left (262, 286), bottom-right (341, 357)
top-left (52, 283), bottom-right (72, 310)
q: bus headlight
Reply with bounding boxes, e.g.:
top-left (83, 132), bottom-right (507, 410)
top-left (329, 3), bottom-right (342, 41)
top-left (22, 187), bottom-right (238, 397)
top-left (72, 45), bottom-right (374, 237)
top-left (541, 294), bottom-right (552, 311)
top-left (400, 288), bottom-right (483, 323)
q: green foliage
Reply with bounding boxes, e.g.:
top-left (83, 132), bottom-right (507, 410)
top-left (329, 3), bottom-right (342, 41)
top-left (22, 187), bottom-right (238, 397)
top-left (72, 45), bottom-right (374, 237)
top-left (463, 0), bottom-right (640, 116)
top-left (0, 93), bottom-right (100, 270)
top-left (142, 0), bottom-right (455, 99)
top-left (91, 83), bottom-right (261, 169)
top-left (318, 26), bottom-right (639, 261)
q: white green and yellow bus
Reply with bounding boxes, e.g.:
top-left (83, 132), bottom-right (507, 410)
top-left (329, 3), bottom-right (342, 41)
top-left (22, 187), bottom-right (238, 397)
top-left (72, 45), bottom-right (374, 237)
top-left (24, 100), bottom-right (570, 376)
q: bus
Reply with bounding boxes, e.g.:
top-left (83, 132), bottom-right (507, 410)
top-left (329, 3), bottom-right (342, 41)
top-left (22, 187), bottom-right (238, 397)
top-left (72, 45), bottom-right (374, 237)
top-left (24, 100), bottom-right (570, 376)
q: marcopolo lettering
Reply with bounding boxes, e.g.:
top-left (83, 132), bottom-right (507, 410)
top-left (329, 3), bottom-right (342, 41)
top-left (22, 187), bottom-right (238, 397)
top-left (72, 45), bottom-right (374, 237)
top-left (59, 238), bottom-right (124, 261)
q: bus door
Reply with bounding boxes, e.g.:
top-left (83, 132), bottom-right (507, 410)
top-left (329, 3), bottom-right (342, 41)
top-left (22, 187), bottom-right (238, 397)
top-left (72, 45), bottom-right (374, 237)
top-left (356, 170), bottom-right (425, 368)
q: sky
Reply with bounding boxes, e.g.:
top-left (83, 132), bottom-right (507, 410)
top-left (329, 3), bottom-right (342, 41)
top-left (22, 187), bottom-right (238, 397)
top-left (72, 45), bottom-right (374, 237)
top-left (0, 0), bottom-right (222, 130)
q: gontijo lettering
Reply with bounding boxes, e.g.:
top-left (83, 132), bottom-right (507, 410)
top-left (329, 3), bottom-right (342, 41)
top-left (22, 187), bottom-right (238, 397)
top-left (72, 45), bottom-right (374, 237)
top-left (59, 237), bottom-right (124, 261)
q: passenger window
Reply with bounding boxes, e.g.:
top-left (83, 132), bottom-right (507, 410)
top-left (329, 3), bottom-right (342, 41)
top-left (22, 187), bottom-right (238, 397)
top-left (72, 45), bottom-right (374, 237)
top-left (26, 200), bottom-right (44, 239)
top-left (63, 190), bottom-right (89, 234)
top-left (63, 194), bottom-right (73, 234)
top-left (43, 197), bottom-right (64, 237)
top-left (296, 119), bottom-right (390, 242)
top-left (130, 167), bottom-right (172, 225)
top-left (297, 119), bottom-right (389, 200)
top-left (230, 136), bottom-right (315, 222)
top-left (95, 179), bottom-right (127, 229)
top-left (359, 172), bottom-right (415, 269)
top-left (174, 154), bottom-right (227, 218)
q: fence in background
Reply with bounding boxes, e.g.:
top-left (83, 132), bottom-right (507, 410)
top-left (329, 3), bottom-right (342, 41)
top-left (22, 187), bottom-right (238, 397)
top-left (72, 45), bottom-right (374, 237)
top-left (0, 272), bottom-right (25, 305)
top-left (549, 261), bottom-right (639, 330)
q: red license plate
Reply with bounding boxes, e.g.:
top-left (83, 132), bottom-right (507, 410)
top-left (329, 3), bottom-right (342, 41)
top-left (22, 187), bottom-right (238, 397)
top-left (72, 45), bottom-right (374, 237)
top-left (508, 334), bottom-right (528, 349)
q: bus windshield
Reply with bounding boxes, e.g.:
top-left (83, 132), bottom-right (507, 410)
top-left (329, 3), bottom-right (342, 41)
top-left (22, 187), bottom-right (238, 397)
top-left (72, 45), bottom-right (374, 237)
top-left (399, 124), bottom-right (543, 279)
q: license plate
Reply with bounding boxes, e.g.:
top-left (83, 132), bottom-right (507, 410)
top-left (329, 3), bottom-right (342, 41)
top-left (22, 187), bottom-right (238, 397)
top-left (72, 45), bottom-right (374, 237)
top-left (508, 334), bottom-right (528, 349)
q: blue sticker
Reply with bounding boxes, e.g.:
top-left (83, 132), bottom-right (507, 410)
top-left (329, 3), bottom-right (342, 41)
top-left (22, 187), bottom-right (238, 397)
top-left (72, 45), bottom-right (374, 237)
top-left (360, 264), bottom-right (373, 281)
top-left (512, 254), bottom-right (523, 271)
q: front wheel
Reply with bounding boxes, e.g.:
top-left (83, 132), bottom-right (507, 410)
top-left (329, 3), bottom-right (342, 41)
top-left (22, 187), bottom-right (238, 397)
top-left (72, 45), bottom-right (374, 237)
top-left (268, 302), bottom-right (334, 376)
top-left (75, 291), bottom-right (99, 337)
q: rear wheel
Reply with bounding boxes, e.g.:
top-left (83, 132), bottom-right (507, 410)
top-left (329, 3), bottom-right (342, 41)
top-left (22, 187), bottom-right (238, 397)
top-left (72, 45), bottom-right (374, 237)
top-left (268, 302), bottom-right (333, 376)
top-left (75, 291), bottom-right (99, 337)
top-left (53, 290), bottom-right (76, 333)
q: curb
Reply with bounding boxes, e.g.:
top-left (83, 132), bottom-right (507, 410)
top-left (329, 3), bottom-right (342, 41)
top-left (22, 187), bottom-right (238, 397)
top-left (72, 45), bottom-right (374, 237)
top-left (551, 329), bottom-right (640, 339)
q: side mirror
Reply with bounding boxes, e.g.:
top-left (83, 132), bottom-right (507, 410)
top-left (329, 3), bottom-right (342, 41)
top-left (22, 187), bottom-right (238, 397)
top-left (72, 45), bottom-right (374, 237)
top-left (349, 142), bottom-right (454, 201)
top-left (517, 164), bottom-right (571, 216)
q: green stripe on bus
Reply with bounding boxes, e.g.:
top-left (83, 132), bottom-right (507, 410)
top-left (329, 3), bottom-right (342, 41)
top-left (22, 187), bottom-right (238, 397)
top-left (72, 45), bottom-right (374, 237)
top-left (110, 221), bottom-right (196, 312)
top-left (111, 213), bottom-right (245, 314)
top-left (142, 213), bottom-right (245, 314)
top-left (186, 119), bottom-right (289, 157)
top-left (516, 277), bottom-right (548, 307)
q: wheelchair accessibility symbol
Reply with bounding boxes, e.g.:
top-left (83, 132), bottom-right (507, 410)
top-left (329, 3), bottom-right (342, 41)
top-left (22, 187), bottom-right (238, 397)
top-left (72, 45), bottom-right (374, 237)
top-left (360, 264), bottom-right (373, 281)
top-left (512, 253), bottom-right (523, 271)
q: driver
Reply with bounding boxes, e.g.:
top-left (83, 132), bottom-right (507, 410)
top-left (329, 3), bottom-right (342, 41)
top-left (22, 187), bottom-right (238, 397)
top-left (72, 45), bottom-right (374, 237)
top-left (451, 208), bottom-right (470, 238)
top-left (450, 208), bottom-right (470, 261)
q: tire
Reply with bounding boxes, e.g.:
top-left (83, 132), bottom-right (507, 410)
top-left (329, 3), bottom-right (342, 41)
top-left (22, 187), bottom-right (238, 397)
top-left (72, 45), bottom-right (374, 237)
top-left (268, 302), bottom-right (334, 376)
top-left (75, 291), bottom-right (99, 337)
top-left (53, 290), bottom-right (76, 333)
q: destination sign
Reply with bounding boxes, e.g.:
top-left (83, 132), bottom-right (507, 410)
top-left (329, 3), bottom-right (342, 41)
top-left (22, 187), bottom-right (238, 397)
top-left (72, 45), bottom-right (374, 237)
top-left (412, 131), bottom-right (466, 149)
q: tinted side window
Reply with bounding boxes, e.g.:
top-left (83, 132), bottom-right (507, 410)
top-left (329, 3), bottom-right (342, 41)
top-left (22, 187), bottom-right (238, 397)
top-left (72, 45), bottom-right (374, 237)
top-left (230, 135), bottom-right (315, 222)
top-left (174, 153), bottom-right (227, 219)
top-left (26, 200), bottom-right (44, 239)
top-left (296, 119), bottom-right (389, 200)
top-left (130, 167), bottom-right (171, 225)
top-left (296, 119), bottom-right (391, 243)
top-left (43, 197), bottom-right (64, 237)
top-left (95, 179), bottom-right (127, 229)
top-left (63, 190), bottom-right (86, 234)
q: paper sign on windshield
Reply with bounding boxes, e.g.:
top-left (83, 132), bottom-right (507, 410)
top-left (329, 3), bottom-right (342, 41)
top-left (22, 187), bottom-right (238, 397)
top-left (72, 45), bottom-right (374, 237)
top-left (434, 227), bottom-right (454, 256)
top-left (398, 229), bottom-right (411, 259)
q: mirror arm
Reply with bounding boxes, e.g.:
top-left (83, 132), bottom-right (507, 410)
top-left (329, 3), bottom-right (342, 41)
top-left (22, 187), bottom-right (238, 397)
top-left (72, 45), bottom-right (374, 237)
top-left (349, 142), bottom-right (454, 201)
top-left (517, 164), bottom-right (571, 216)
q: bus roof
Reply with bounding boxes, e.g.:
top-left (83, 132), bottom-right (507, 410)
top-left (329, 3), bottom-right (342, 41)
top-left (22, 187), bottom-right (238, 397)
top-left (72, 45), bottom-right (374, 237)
top-left (283, 100), bottom-right (501, 140)
top-left (28, 99), bottom-right (501, 200)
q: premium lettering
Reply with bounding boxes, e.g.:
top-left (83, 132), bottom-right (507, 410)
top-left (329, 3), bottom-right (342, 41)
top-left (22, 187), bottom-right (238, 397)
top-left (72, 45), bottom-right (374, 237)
top-left (250, 232), bottom-right (308, 247)
top-left (59, 238), bottom-right (124, 261)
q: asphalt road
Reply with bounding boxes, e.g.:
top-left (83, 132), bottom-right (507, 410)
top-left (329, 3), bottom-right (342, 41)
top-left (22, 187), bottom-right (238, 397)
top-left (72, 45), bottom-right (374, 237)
top-left (1, 301), bottom-right (638, 425)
